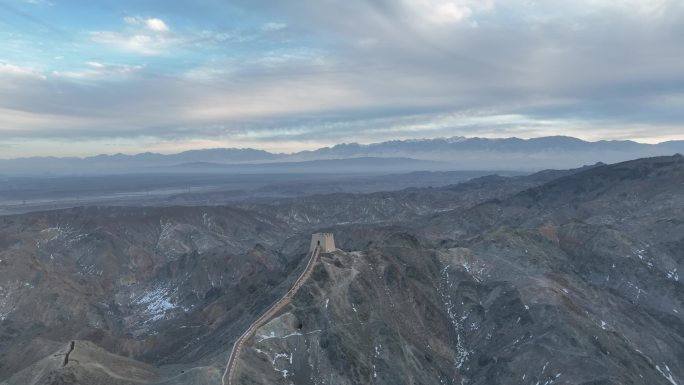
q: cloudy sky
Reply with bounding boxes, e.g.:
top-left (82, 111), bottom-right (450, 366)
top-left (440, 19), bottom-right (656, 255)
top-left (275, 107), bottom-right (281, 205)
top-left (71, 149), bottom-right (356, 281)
top-left (1, 0), bottom-right (683, 157)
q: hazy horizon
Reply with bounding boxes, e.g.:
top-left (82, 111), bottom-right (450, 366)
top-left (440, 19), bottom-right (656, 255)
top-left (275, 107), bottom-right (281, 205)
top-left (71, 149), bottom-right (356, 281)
top-left (1, 134), bottom-right (683, 160)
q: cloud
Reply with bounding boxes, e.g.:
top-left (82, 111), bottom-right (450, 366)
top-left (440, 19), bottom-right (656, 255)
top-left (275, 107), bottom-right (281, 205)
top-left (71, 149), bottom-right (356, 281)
top-left (145, 18), bottom-right (170, 33)
top-left (263, 22), bottom-right (287, 31)
top-left (405, 0), bottom-right (495, 25)
top-left (92, 15), bottom-right (282, 56)
top-left (0, 63), bottom-right (45, 80)
top-left (124, 16), bottom-right (171, 33)
top-left (2, 0), bottom-right (684, 157)
top-left (51, 62), bottom-right (143, 80)
top-left (92, 16), bottom-right (174, 55)
top-left (92, 15), bottom-right (291, 56)
top-left (86, 61), bottom-right (106, 69)
top-left (91, 31), bottom-right (171, 55)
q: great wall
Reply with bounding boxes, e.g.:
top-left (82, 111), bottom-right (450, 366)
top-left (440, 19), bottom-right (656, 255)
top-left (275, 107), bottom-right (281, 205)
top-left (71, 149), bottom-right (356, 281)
top-left (221, 233), bottom-right (334, 385)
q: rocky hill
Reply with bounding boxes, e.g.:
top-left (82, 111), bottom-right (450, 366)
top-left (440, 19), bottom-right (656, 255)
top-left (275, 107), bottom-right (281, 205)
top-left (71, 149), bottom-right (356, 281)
top-left (0, 155), bottom-right (682, 385)
top-left (0, 206), bottom-right (308, 384)
top-left (231, 156), bottom-right (683, 385)
top-left (237, 165), bottom-right (599, 231)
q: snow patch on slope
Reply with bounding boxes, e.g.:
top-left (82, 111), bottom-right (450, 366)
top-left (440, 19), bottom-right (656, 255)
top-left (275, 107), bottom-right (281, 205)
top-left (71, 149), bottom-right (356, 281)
top-left (132, 284), bottom-right (178, 324)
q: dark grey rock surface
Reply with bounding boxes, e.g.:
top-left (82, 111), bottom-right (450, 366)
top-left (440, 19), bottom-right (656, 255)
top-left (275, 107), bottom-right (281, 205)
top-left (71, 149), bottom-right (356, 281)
top-left (0, 155), bottom-right (682, 384)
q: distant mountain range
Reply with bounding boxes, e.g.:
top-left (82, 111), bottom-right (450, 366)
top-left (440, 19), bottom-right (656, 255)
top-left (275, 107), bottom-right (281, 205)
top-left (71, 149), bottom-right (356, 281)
top-left (2, 136), bottom-right (682, 175)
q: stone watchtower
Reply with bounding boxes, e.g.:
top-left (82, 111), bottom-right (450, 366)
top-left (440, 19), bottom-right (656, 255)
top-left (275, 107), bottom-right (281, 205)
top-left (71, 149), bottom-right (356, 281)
top-left (310, 233), bottom-right (336, 253)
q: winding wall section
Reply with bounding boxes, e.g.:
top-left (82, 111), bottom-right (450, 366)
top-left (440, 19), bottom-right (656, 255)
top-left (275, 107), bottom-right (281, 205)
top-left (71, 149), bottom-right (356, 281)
top-left (221, 245), bottom-right (322, 385)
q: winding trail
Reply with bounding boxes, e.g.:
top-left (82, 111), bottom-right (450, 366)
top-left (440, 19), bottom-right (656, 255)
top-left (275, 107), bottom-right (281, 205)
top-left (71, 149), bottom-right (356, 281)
top-left (221, 245), bottom-right (322, 385)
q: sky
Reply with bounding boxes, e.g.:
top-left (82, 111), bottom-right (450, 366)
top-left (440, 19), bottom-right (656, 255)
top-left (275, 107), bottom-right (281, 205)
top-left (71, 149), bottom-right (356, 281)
top-left (1, 0), bottom-right (683, 158)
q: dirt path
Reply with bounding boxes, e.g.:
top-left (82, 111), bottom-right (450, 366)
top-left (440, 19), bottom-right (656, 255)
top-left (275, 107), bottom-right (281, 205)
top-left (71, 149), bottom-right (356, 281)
top-left (221, 246), bottom-right (321, 385)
